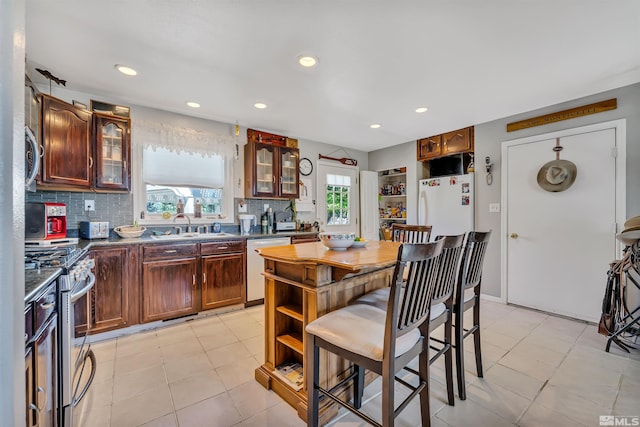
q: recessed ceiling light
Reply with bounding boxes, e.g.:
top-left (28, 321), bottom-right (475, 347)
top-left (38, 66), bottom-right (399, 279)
top-left (254, 102), bottom-right (267, 109)
top-left (415, 107), bottom-right (429, 113)
top-left (370, 124), bottom-right (381, 129)
top-left (186, 101), bottom-right (200, 108)
top-left (114, 64), bottom-right (137, 76)
top-left (298, 55), bottom-right (318, 67)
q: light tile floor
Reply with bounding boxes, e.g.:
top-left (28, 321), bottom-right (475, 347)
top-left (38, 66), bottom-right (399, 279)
top-left (74, 301), bottom-right (640, 427)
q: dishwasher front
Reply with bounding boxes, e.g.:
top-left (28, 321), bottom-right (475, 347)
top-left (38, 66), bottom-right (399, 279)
top-left (246, 237), bottom-right (291, 305)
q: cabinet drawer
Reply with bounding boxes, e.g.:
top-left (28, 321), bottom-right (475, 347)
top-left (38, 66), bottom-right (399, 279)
top-left (143, 243), bottom-right (198, 261)
top-left (201, 239), bottom-right (245, 255)
top-left (291, 234), bottom-right (319, 244)
top-left (34, 283), bottom-right (57, 333)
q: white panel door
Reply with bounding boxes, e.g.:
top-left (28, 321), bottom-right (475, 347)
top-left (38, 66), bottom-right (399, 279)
top-left (316, 161), bottom-right (359, 234)
top-left (505, 128), bottom-right (617, 322)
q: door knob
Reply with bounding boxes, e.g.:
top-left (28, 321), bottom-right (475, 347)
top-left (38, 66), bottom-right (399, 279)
top-left (510, 233), bottom-right (518, 239)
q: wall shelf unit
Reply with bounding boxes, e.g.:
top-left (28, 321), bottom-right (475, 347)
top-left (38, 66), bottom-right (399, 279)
top-left (378, 168), bottom-right (407, 229)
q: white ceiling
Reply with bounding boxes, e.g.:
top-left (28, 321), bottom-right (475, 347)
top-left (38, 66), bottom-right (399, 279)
top-left (25, 1), bottom-right (640, 152)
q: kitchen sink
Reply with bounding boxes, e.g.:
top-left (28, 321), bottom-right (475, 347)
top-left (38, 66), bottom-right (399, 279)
top-left (150, 232), bottom-right (236, 240)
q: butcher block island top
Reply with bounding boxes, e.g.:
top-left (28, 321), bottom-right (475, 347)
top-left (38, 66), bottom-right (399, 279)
top-left (255, 241), bottom-right (400, 423)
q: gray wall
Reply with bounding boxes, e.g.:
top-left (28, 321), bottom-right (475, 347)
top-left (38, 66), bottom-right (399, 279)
top-left (366, 82), bottom-right (639, 299)
top-left (368, 141), bottom-right (427, 225)
top-left (474, 83), bottom-right (640, 298)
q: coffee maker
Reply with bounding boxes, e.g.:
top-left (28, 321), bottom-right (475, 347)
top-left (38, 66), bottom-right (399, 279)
top-left (26, 202), bottom-right (67, 240)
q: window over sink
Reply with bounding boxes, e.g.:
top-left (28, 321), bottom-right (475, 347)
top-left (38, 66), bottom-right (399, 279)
top-left (132, 120), bottom-right (235, 224)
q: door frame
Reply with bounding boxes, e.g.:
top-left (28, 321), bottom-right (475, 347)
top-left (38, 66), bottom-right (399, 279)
top-left (500, 119), bottom-right (626, 304)
top-left (316, 160), bottom-right (360, 233)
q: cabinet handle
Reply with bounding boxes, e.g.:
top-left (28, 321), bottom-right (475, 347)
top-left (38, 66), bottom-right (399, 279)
top-left (216, 246), bottom-right (228, 250)
top-left (164, 250), bottom-right (178, 253)
top-left (89, 156), bottom-right (93, 168)
top-left (39, 144), bottom-right (44, 158)
top-left (202, 273), bottom-right (206, 284)
top-left (35, 386), bottom-right (47, 412)
top-left (39, 301), bottom-right (55, 310)
top-left (192, 274), bottom-right (196, 286)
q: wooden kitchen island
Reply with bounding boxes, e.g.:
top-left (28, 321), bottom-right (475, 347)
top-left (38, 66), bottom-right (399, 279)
top-left (254, 240), bottom-right (400, 423)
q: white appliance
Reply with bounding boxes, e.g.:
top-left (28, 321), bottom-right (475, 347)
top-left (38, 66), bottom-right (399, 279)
top-left (418, 173), bottom-right (474, 238)
top-left (246, 237), bottom-right (291, 303)
top-left (239, 214), bottom-right (256, 235)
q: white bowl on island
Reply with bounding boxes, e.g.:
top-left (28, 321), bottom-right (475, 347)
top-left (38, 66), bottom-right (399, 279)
top-left (319, 232), bottom-right (356, 250)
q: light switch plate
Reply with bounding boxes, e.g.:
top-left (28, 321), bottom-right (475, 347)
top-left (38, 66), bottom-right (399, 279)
top-left (489, 203), bottom-right (500, 213)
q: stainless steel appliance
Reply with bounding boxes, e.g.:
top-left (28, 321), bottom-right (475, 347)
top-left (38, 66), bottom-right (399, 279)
top-left (275, 221), bottom-right (296, 232)
top-left (79, 221), bottom-right (109, 239)
top-left (26, 202), bottom-right (68, 240)
top-left (25, 244), bottom-right (96, 427)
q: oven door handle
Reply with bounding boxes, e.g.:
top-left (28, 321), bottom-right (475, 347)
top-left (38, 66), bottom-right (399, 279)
top-left (70, 272), bottom-right (96, 303)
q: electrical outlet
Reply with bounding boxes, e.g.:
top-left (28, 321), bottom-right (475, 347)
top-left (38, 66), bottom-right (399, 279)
top-left (263, 203), bottom-right (269, 212)
top-left (85, 200), bottom-right (95, 211)
top-left (489, 203), bottom-right (500, 213)
top-left (238, 202), bottom-right (247, 213)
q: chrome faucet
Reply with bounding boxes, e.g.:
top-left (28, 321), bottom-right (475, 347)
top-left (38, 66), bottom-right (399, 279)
top-left (173, 213), bottom-right (192, 233)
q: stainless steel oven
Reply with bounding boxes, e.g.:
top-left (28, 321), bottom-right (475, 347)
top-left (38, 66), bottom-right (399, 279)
top-left (25, 244), bottom-right (96, 427)
top-left (59, 255), bottom-right (95, 427)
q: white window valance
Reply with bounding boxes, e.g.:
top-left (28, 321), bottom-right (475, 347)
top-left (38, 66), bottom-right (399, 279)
top-left (132, 119), bottom-right (235, 158)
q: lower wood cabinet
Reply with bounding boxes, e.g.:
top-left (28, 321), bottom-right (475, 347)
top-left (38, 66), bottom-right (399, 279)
top-left (75, 245), bottom-right (139, 336)
top-left (141, 243), bottom-right (199, 323)
top-left (201, 240), bottom-right (246, 310)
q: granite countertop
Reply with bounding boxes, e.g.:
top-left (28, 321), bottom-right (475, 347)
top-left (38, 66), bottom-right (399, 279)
top-left (25, 267), bottom-right (62, 303)
top-left (79, 230), bottom-right (318, 249)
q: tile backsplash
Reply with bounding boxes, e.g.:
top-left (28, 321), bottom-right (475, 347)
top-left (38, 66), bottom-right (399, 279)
top-left (26, 190), bottom-right (296, 233)
top-left (26, 191), bottom-right (133, 230)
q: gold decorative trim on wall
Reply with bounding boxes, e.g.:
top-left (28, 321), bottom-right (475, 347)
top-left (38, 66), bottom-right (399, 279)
top-left (506, 98), bottom-right (617, 132)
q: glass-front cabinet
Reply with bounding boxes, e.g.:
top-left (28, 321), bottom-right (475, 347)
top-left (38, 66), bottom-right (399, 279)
top-left (94, 113), bottom-right (131, 191)
top-left (245, 142), bottom-right (299, 199)
top-left (255, 143), bottom-right (275, 196)
top-left (279, 148), bottom-right (299, 197)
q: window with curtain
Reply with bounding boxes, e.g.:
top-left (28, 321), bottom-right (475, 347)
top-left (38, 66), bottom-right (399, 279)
top-left (133, 120), bottom-right (235, 223)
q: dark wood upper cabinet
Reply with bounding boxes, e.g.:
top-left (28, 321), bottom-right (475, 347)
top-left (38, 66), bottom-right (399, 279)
top-left (417, 126), bottom-right (474, 161)
top-left (417, 135), bottom-right (442, 161)
top-left (442, 127), bottom-right (474, 156)
top-left (245, 141), bottom-right (299, 199)
top-left (40, 94), bottom-right (92, 188)
top-left (94, 113), bottom-right (131, 191)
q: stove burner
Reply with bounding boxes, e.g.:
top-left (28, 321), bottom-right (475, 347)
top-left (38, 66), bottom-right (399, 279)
top-left (25, 245), bottom-right (87, 270)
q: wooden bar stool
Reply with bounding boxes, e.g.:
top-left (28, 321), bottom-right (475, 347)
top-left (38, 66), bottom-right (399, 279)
top-left (390, 223), bottom-right (433, 243)
top-left (306, 240), bottom-right (444, 427)
top-left (350, 234), bottom-right (466, 407)
top-left (453, 231), bottom-right (491, 400)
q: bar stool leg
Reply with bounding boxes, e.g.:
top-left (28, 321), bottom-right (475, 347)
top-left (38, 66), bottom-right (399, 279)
top-left (455, 312), bottom-right (467, 400)
top-left (419, 345), bottom-right (432, 427)
top-left (473, 297), bottom-right (483, 378)
top-left (353, 365), bottom-right (365, 409)
top-left (307, 337), bottom-right (320, 427)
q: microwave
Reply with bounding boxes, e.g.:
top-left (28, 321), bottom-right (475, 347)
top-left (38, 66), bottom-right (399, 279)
top-left (26, 202), bottom-right (67, 240)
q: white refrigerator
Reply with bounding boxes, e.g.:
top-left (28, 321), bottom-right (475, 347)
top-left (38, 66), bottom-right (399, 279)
top-left (418, 173), bottom-right (474, 238)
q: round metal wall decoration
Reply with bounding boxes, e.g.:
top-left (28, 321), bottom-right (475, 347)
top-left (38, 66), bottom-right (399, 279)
top-left (536, 138), bottom-right (577, 192)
